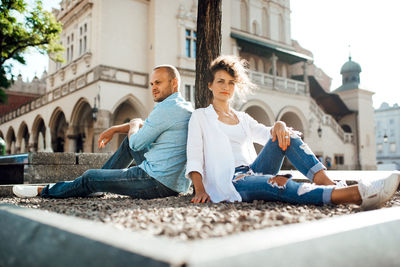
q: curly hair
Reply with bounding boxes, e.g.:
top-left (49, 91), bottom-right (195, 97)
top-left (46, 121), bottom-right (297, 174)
top-left (207, 55), bottom-right (255, 101)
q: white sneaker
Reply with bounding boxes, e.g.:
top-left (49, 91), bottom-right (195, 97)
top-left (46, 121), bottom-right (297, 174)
top-left (358, 173), bottom-right (400, 210)
top-left (334, 180), bottom-right (348, 188)
top-left (12, 185), bottom-right (39, 198)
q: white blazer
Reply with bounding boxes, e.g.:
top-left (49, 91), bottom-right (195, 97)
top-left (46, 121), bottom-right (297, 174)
top-left (185, 104), bottom-right (272, 203)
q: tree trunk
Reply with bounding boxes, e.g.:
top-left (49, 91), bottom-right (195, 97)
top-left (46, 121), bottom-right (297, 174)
top-left (195, 0), bottom-right (222, 108)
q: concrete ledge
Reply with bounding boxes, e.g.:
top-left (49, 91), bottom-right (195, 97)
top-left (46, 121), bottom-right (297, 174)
top-left (25, 164), bottom-right (103, 184)
top-left (77, 152), bottom-right (113, 165)
top-left (1, 204), bottom-right (400, 266)
top-left (28, 152), bottom-right (76, 165)
top-left (0, 204), bottom-right (187, 267)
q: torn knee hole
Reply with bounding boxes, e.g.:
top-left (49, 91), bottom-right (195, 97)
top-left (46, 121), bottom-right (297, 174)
top-left (268, 176), bottom-right (289, 187)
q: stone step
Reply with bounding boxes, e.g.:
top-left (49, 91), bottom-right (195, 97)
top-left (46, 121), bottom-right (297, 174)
top-left (1, 203), bottom-right (400, 266)
top-left (0, 152), bottom-right (113, 185)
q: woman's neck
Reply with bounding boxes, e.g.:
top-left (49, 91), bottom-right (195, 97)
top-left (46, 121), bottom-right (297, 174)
top-left (212, 99), bottom-right (230, 113)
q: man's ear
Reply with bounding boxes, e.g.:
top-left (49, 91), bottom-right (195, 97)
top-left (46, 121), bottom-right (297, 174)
top-left (172, 78), bottom-right (178, 91)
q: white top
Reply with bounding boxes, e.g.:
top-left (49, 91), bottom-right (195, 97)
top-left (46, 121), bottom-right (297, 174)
top-left (185, 104), bottom-right (272, 203)
top-left (217, 121), bottom-right (250, 167)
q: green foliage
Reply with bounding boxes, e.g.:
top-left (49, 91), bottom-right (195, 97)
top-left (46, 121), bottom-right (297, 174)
top-left (0, 0), bottom-right (64, 103)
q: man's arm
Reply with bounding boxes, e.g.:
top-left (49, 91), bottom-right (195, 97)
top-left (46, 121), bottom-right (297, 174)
top-left (128, 119), bottom-right (144, 139)
top-left (128, 107), bottom-right (170, 151)
top-left (98, 120), bottom-right (142, 149)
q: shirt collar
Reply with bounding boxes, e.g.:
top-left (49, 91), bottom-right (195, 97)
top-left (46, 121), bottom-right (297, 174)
top-left (154, 92), bottom-right (181, 107)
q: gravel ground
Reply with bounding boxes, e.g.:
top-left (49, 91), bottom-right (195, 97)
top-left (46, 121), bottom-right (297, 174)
top-left (1, 190), bottom-right (399, 241)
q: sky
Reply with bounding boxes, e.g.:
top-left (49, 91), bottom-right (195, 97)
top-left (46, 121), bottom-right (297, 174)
top-left (10, 0), bottom-right (400, 109)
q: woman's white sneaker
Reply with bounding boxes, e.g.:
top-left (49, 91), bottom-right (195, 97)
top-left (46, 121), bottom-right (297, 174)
top-left (358, 173), bottom-right (400, 210)
top-left (12, 185), bottom-right (39, 198)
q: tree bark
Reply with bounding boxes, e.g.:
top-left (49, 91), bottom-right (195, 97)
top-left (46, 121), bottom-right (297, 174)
top-left (195, 0), bottom-right (222, 108)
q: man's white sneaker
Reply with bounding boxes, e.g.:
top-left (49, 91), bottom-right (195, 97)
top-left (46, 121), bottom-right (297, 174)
top-left (358, 173), bottom-right (400, 210)
top-left (12, 185), bottom-right (39, 198)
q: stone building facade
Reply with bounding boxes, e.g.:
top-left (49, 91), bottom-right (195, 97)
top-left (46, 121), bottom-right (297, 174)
top-left (0, 0), bottom-right (376, 170)
top-left (375, 103), bottom-right (400, 170)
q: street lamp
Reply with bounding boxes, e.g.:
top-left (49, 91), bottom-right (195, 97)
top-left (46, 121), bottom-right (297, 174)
top-left (383, 133), bottom-right (388, 143)
top-left (92, 96), bottom-right (99, 121)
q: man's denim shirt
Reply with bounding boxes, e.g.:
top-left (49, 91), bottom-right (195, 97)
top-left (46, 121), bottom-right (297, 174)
top-left (129, 92), bottom-right (193, 193)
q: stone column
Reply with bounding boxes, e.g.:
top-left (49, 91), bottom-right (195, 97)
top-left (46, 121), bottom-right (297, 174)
top-left (271, 53), bottom-right (278, 90)
top-left (92, 109), bottom-right (112, 153)
top-left (302, 61), bottom-right (310, 94)
top-left (37, 132), bottom-right (45, 152)
top-left (10, 141), bottom-right (16, 154)
top-left (65, 126), bottom-right (78, 152)
top-left (20, 139), bottom-right (26, 153)
top-left (27, 134), bottom-right (34, 152)
top-left (44, 128), bottom-right (53, 152)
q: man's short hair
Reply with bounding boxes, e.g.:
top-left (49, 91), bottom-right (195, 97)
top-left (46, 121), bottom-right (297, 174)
top-left (153, 64), bottom-right (181, 90)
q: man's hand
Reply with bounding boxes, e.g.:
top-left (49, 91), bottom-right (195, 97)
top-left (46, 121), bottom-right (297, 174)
top-left (98, 128), bottom-right (115, 149)
top-left (271, 121), bottom-right (290, 151)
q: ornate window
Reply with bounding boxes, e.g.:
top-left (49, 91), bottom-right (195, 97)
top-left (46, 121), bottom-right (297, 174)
top-left (183, 84), bottom-right (195, 105)
top-left (240, 0), bottom-right (249, 31)
top-left (262, 8), bottom-right (270, 38)
top-left (377, 143), bottom-right (383, 153)
top-left (66, 33), bottom-right (74, 62)
top-left (334, 154), bottom-right (344, 165)
top-left (390, 143), bottom-right (396, 153)
top-left (185, 29), bottom-right (196, 58)
top-left (79, 23), bottom-right (88, 56)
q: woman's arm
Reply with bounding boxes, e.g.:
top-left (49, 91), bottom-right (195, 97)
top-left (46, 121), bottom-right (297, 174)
top-left (189, 171), bottom-right (210, 203)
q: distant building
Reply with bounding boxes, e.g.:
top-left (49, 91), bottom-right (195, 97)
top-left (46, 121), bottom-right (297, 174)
top-left (0, 0), bottom-right (376, 170)
top-left (375, 103), bottom-right (400, 170)
top-left (0, 73), bottom-right (46, 116)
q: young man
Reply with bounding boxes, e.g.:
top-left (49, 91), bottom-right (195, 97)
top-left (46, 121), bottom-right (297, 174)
top-left (13, 65), bottom-right (193, 199)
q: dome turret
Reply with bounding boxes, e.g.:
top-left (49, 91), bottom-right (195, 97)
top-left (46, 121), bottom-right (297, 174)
top-left (340, 56), bottom-right (362, 74)
top-left (334, 56), bottom-right (362, 92)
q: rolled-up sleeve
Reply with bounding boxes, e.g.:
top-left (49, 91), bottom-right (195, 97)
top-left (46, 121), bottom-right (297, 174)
top-left (185, 112), bottom-right (204, 179)
top-left (129, 107), bottom-right (169, 151)
top-left (246, 114), bottom-right (272, 145)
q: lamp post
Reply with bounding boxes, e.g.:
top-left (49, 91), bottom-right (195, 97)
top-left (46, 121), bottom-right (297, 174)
top-left (383, 133), bottom-right (388, 143)
top-left (92, 96), bottom-right (99, 121)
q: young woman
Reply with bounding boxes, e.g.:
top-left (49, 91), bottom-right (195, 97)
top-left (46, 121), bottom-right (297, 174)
top-left (186, 55), bottom-right (399, 210)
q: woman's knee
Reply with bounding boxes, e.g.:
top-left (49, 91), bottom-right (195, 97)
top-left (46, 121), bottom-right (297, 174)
top-left (268, 175), bottom-right (289, 188)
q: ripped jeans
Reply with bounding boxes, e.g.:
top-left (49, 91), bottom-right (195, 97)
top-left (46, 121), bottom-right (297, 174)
top-left (233, 137), bottom-right (333, 205)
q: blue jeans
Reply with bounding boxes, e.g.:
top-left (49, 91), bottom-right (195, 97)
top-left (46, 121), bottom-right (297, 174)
top-left (40, 137), bottom-right (178, 199)
top-left (233, 137), bottom-right (333, 205)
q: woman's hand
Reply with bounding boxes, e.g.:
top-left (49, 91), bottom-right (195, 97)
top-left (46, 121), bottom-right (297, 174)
top-left (189, 171), bottom-right (210, 203)
top-left (271, 121), bottom-right (291, 151)
top-left (191, 191), bottom-right (211, 203)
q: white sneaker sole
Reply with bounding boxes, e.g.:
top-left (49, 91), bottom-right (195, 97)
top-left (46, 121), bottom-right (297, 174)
top-left (12, 185), bottom-right (39, 198)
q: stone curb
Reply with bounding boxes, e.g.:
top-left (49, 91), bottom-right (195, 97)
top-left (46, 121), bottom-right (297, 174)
top-left (1, 204), bottom-right (400, 267)
top-left (0, 204), bottom-right (188, 267)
